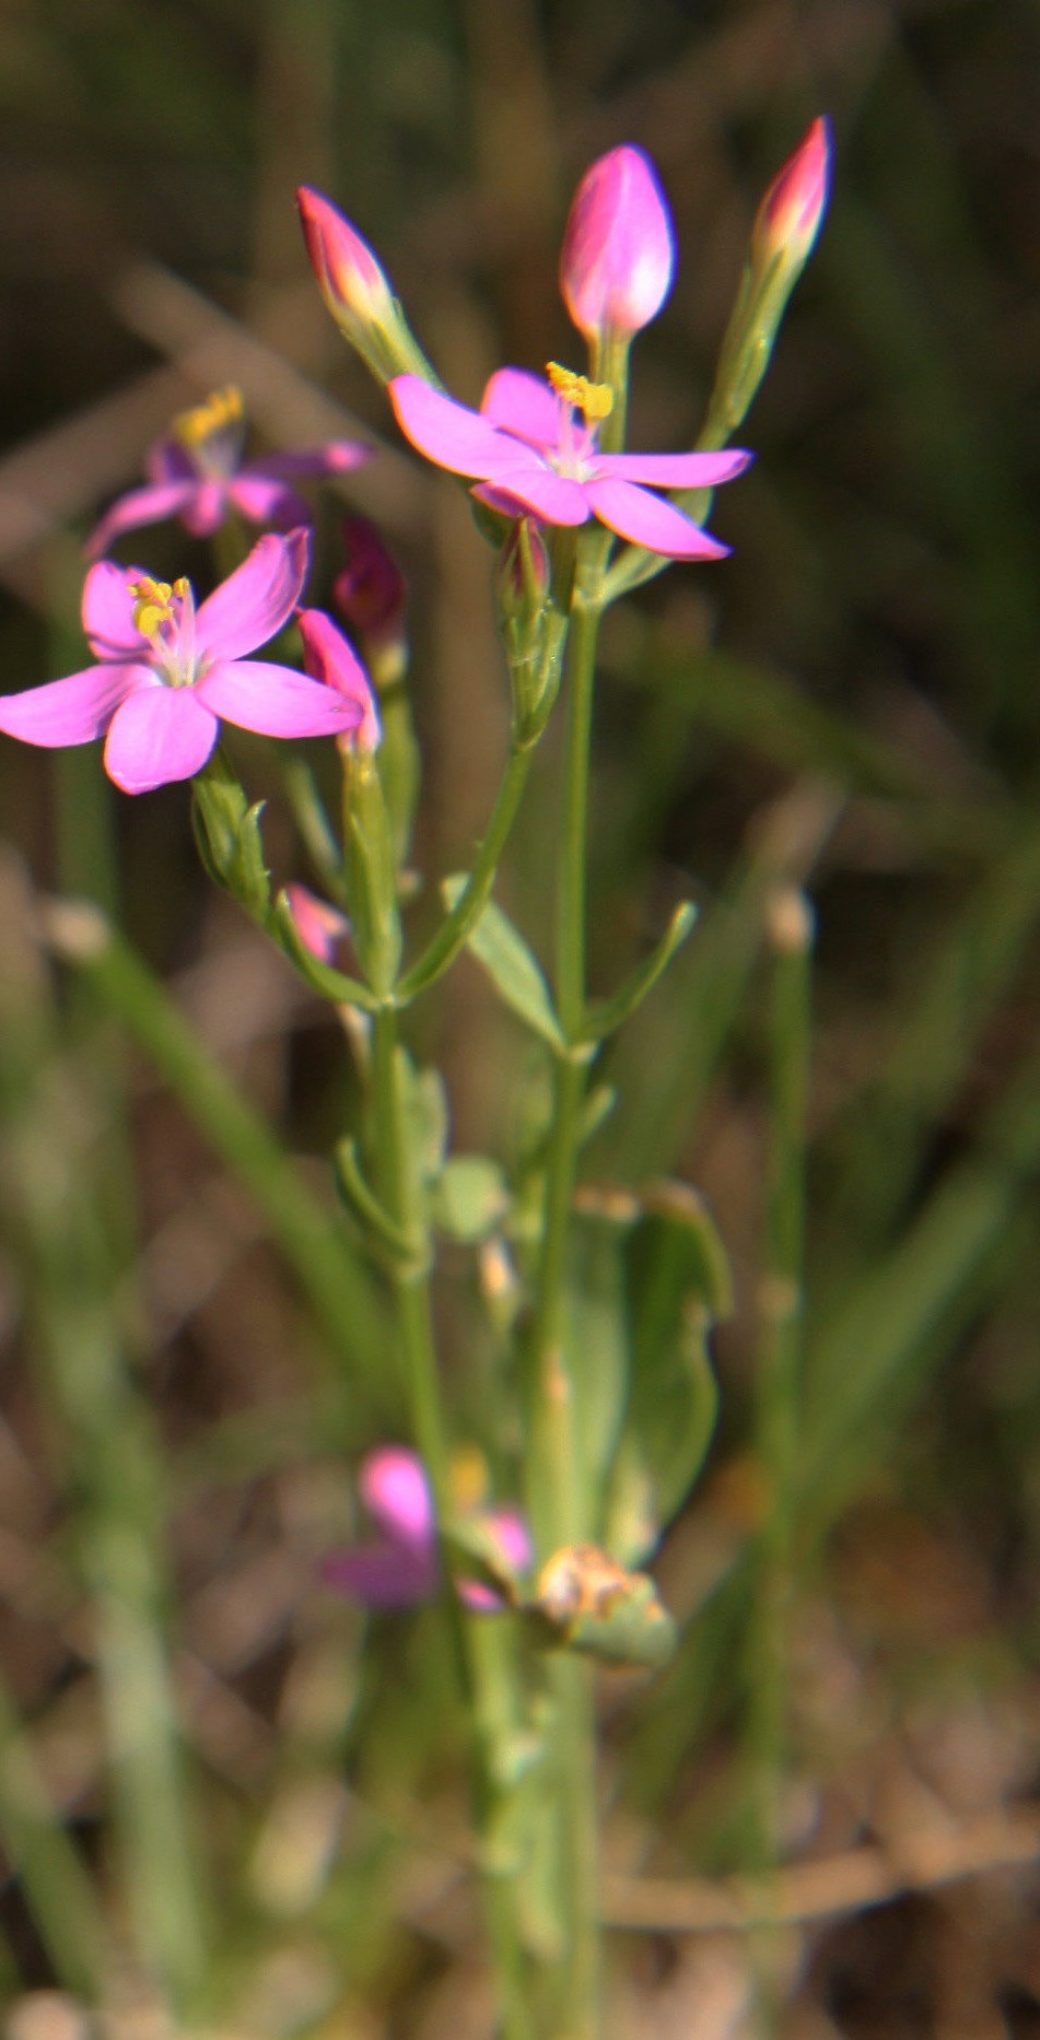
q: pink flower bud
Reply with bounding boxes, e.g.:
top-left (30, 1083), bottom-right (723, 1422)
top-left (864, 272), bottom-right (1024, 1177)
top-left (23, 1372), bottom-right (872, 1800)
top-left (297, 186), bottom-right (395, 329)
top-left (560, 144), bottom-right (675, 343)
top-left (283, 882), bottom-right (350, 966)
top-left (333, 517), bottom-right (407, 681)
top-left (752, 117), bottom-right (832, 272)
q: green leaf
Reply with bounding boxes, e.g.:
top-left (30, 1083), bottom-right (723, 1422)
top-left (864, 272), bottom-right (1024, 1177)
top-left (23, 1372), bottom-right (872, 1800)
top-left (432, 1155), bottom-right (510, 1242)
top-left (441, 878), bottom-right (564, 1047)
top-left (605, 1187), bottom-right (728, 1565)
top-left (563, 1200), bottom-right (633, 1530)
top-left (580, 901), bottom-right (697, 1044)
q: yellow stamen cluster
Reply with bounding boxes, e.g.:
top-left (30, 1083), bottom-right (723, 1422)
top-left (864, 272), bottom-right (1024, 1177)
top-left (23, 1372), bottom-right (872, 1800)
top-left (130, 575), bottom-right (188, 637)
top-left (173, 384), bottom-right (244, 448)
top-left (546, 362), bottom-right (614, 421)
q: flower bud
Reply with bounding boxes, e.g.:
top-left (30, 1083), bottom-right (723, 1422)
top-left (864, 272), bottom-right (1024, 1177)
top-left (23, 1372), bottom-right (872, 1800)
top-left (560, 145), bottom-right (675, 344)
top-left (297, 187), bottom-right (432, 385)
top-left (297, 607), bottom-right (381, 754)
top-left (751, 116), bottom-right (832, 275)
top-left (333, 516), bottom-right (407, 690)
top-left (283, 882), bottom-right (350, 967)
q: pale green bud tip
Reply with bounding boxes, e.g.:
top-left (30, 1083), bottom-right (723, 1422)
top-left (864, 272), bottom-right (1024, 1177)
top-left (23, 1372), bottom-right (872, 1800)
top-left (752, 116), bottom-right (832, 272)
top-left (296, 185), bottom-right (395, 327)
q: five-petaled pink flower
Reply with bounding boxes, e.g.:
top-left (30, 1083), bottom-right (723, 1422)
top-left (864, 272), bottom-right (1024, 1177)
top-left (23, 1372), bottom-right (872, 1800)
top-left (560, 144), bottom-right (675, 344)
top-left (85, 385), bottom-right (369, 560)
top-left (323, 1445), bottom-right (531, 1612)
top-left (0, 529), bottom-right (366, 795)
top-left (390, 363), bottom-right (750, 559)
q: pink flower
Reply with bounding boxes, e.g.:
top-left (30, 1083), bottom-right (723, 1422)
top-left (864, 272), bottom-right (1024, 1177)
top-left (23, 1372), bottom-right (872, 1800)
top-left (85, 385), bottom-right (369, 560)
top-left (390, 363), bottom-right (750, 559)
top-left (560, 144), bottom-right (675, 343)
top-left (0, 530), bottom-right (365, 795)
top-left (323, 1446), bottom-right (531, 1612)
top-left (752, 117), bottom-right (832, 272)
top-left (296, 607), bottom-right (381, 752)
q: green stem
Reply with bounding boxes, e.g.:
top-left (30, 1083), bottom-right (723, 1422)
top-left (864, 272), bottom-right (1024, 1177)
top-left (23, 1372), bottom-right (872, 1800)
top-left (525, 574), bottom-right (606, 2039)
top-left (367, 1003), bottom-right (536, 2040)
top-left (746, 888), bottom-right (813, 2023)
top-left (398, 738), bottom-right (535, 1003)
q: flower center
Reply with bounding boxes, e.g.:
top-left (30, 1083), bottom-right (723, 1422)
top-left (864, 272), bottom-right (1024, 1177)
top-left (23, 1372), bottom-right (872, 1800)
top-left (129, 575), bottom-right (197, 686)
top-left (171, 385), bottom-right (245, 478)
top-left (543, 362), bottom-right (613, 479)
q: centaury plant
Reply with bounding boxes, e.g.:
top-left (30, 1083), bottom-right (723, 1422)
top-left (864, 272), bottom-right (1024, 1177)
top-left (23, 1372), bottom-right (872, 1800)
top-left (0, 120), bottom-right (830, 2037)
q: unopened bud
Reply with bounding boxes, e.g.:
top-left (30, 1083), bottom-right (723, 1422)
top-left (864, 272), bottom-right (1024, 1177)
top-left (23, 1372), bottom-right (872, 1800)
top-left (283, 882), bottom-right (350, 967)
top-left (496, 516), bottom-right (551, 622)
top-left (751, 117), bottom-right (832, 277)
top-left (560, 145), bottom-right (675, 344)
top-left (297, 186), bottom-right (431, 385)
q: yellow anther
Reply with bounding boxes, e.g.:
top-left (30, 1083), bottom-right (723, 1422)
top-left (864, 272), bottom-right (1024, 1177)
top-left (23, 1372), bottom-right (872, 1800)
top-left (172, 384), bottom-right (245, 448)
top-left (546, 362), bottom-right (614, 421)
top-left (129, 576), bottom-right (175, 637)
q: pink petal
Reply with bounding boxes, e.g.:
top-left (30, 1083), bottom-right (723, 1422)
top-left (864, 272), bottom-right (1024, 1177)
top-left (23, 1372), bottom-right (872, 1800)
top-left (147, 438), bottom-right (196, 486)
top-left (82, 561), bottom-right (150, 658)
top-left (228, 475), bottom-right (312, 529)
top-left (194, 528), bottom-right (310, 664)
top-left (254, 443), bottom-right (371, 480)
top-left (197, 657), bottom-right (364, 738)
top-left (0, 662), bottom-right (140, 747)
top-left (389, 376), bottom-right (509, 478)
top-left (594, 448), bottom-right (752, 488)
top-left (84, 481), bottom-right (200, 560)
top-left (322, 1543), bottom-right (437, 1607)
top-left (459, 1580), bottom-right (507, 1613)
top-left (560, 145), bottom-right (675, 341)
top-left (360, 1447), bottom-right (434, 1550)
top-left (180, 480), bottom-right (230, 537)
top-left (484, 1506), bottom-right (533, 1577)
top-left (296, 608), bottom-right (380, 749)
top-left (480, 368), bottom-right (560, 449)
top-left (472, 462), bottom-right (590, 527)
top-left (584, 477), bottom-right (729, 559)
top-left (103, 686), bottom-right (219, 794)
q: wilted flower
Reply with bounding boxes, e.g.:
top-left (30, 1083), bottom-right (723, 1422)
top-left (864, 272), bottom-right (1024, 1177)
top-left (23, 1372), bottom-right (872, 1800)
top-left (560, 144), bottom-right (675, 344)
top-left (86, 385), bottom-right (369, 559)
top-left (390, 362), bottom-right (750, 559)
top-left (323, 1445), bottom-right (531, 1612)
top-left (0, 531), bottom-right (364, 795)
top-left (332, 516), bottom-right (407, 688)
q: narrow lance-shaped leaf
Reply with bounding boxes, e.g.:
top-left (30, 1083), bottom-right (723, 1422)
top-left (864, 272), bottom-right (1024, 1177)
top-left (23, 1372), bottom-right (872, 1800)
top-left (441, 877), bottom-right (564, 1047)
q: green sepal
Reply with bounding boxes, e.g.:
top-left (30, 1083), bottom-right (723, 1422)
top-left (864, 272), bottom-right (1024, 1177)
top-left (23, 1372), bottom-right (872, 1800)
top-left (191, 753), bottom-right (270, 920)
top-left (405, 1064), bottom-right (450, 1184)
top-left (441, 878), bottom-right (565, 1048)
top-left (580, 901), bottom-right (698, 1045)
top-left (271, 889), bottom-right (376, 1010)
top-left (432, 1155), bottom-right (510, 1243)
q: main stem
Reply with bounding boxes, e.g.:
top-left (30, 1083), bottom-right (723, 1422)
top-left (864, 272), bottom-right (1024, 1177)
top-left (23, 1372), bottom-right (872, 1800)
top-left (368, 1003), bottom-right (535, 2040)
top-left (527, 583), bottom-right (604, 2038)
